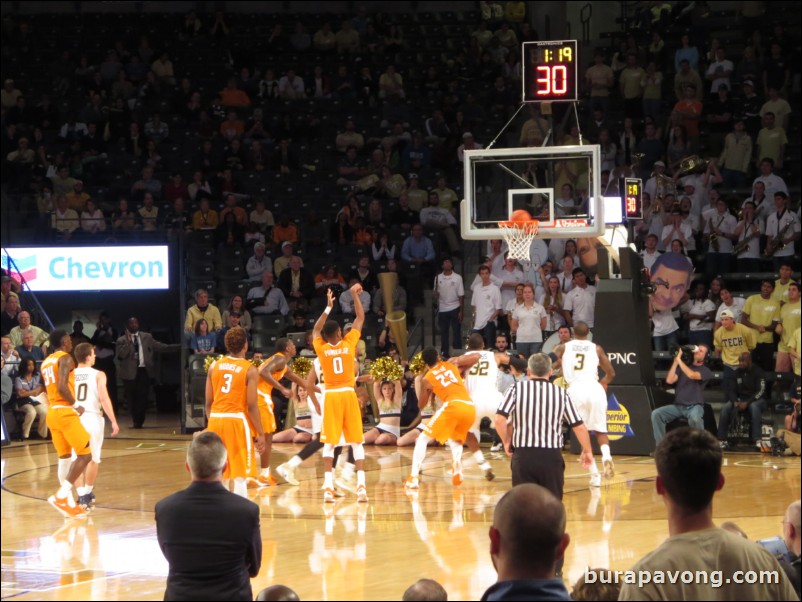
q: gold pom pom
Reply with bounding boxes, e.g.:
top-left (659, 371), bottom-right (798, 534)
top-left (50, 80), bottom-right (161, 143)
top-left (408, 352), bottom-right (426, 375)
top-left (251, 357), bottom-right (263, 368)
top-left (369, 355), bottom-right (404, 381)
top-left (203, 354), bottom-right (223, 373)
top-left (290, 356), bottom-right (313, 379)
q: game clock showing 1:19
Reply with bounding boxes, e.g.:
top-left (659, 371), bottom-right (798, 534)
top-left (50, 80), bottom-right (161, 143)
top-left (522, 40), bottom-right (578, 103)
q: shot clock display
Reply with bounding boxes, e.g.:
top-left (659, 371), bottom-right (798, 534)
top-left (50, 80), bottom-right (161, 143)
top-left (522, 40), bottom-right (578, 102)
top-left (622, 177), bottom-right (643, 220)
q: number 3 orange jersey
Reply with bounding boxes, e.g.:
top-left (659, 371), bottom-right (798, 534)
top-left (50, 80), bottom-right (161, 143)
top-left (424, 361), bottom-right (472, 404)
top-left (209, 356), bottom-right (252, 413)
top-left (313, 329), bottom-right (360, 389)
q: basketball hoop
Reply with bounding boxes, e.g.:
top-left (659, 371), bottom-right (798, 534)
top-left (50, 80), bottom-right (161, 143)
top-left (498, 210), bottom-right (539, 262)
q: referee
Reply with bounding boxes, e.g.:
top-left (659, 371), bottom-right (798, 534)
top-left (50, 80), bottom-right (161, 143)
top-left (494, 353), bottom-right (594, 500)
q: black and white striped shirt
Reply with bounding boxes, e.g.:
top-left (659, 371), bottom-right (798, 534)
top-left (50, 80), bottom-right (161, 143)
top-left (498, 378), bottom-right (583, 449)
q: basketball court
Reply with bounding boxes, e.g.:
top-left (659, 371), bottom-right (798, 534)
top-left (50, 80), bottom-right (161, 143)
top-left (1, 421), bottom-right (799, 601)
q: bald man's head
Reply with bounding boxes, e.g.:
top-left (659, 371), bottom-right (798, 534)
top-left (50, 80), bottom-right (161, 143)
top-left (573, 322), bottom-right (590, 338)
top-left (783, 499), bottom-right (801, 556)
top-left (489, 484), bottom-right (568, 578)
top-left (402, 579), bottom-right (448, 601)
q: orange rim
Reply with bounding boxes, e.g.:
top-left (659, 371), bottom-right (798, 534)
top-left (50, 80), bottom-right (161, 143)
top-left (498, 220), bottom-right (539, 234)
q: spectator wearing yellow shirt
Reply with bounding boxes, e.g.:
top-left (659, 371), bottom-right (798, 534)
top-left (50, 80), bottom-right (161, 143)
top-left (742, 280), bottom-right (781, 371)
top-left (619, 53), bottom-right (646, 119)
top-left (773, 262), bottom-right (794, 303)
top-left (183, 289), bottom-right (223, 334)
top-left (755, 112), bottom-right (787, 170)
top-left (192, 197), bottom-right (219, 231)
top-left (775, 282), bottom-right (801, 375)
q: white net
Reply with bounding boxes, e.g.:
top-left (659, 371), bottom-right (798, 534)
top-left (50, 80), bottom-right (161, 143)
top-left (498, 221), bottom-right (539, 262)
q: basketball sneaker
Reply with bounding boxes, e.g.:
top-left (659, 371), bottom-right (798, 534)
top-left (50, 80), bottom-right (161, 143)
top-left (257, 474), bottom-right (278, 487)
top-left (483, 467), bottom-right (495, 481)
top-left (603, 459), bottom-right (615, 479)
top-left (356, 485), bottom-right (369, 503)
top-left (589, 473), bottom-right (602, 488)
top-left (335, 473), bottom-right (357, 493)
top-left (452, 461), bottom-right (463, 486)
top-left (323, 488), bottom-right (337, 503)
top-left (404, 476), bottom-right (420, 490)
top-left (48, 495), bottom-right (87, 519)
top-left (276, 463), bottom-right (299, 486)
top-left (490, 442), bottom-right (503, 452)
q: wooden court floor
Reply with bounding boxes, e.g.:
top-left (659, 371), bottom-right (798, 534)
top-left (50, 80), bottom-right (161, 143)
top-left (2, 426), bottom-right (800, 601)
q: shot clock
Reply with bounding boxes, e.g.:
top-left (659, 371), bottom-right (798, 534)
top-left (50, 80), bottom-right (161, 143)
top-left (522, 40), bottom-right (578, 102)
top-left (622, 177), bottom-right (643, 220)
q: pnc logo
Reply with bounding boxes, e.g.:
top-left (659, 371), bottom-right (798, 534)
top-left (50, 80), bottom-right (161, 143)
top-left (608, 352), bottom-right (637, 365)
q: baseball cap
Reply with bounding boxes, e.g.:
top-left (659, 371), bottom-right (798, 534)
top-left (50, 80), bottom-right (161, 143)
top-left (654, 160), bottom-right (665, 167)
top-left (720, 309), bottom-right (735, 319)
top-left (281, 241), bottom-right (293, 249)
top-left (254, 241), bottom-right (265, 250)
top-left (743, 80), bottom-right (755, 87)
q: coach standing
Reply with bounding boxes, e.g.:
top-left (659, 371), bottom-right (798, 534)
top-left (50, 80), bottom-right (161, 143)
top-left (494, 352), bottom-right (593, 499)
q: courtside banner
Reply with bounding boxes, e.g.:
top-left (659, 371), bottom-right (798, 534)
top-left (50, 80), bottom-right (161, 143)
top-left (1, 246), bottom-right (169, 291)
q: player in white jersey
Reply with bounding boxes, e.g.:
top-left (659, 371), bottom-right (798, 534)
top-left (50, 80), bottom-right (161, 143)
top-left (552, 322), bottom-right (616, 486)
top-left (72, 342), bottom-right (119, 508)
top-left (449, 333), bottom-right (510, 480)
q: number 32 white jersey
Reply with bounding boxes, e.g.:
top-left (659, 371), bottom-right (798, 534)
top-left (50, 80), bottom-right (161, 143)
top-left (464, 350), bottom-right (500, 398)
top-left (73, 367), bottom-right (101, 414)
top-left (561, 340), bottom-right (599, 384)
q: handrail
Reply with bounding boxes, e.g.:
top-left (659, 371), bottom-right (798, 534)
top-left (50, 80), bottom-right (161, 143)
top-left (1, 247), bottom-right (55, 333)
top-left (580, 3), bottom-right (592, 44)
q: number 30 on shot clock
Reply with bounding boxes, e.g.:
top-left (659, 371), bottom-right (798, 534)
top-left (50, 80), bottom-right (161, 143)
top-left (523, 40), bottom-right (578, 103)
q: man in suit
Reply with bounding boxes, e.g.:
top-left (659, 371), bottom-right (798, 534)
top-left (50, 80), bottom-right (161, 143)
top-left (278, 255), bottom-right (315, 311)
top-left (156, 431), bottom-right (261, 601)
top-left (116, 316), bottom-right (180, 428)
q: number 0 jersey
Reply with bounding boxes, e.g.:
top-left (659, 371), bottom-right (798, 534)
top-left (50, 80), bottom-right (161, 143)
top-left (73, 367), bottom-right (101, 414)
top-left (41, 350), bottom-right (75, 407)
top-left (561, 340), bottom-right (599, 383)
top-left (209, 356), bottom-right (252, 413)
top-left (313, 329), bottom-right (360, 389)
top-left (463, 350), bottom-right (500, 398)
top-left (424, 361), bottom-right (473, 404)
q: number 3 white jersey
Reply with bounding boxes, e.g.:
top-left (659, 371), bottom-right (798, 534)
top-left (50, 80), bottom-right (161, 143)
top-left (73, 367), bottom-right (101, 414)
top-left (561, 340), bottom-right (599, 384)
top-left (464, 351), bottom-right (500, 398)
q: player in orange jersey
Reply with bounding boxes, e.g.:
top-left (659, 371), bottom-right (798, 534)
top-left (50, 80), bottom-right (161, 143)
top-left (313, 285), bottom-right (368, 503)
top-left (250, 337), bottom-right (315, 487)
top-left (41, 329), bottom-right (91, 518)
top-left (205, 326), bottom-right (265, 498)
top-left (405, 347), bottom-right (476, 490)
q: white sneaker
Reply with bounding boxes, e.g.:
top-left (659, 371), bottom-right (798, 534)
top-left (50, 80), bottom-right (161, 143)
top-left (490, 443), bottom-right (503, 452)
top-left (323, 488), bottom-right (336, 503)
top-left (589, 473), bottom-right (602, 488)
top-left (404, 476), bottom-right (420, 490)
top-left (276, 463), bottom-right (299, 486)
top-left (335, 473), bottom-right (357, 493)
top-left (356, 485), bottom-right (369, 503)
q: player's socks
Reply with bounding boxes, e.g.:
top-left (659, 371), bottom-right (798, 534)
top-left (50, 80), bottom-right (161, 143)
top-left (84, 485), bottom-right (94, 494)
top-left (287, 455), bottom-right (303, 469)
top-left (76, 486), bottom-right (88, 497)
top-left (323, 471), bottom-right (334, 490)
top-left (410, 435), bottom-right (429, 477)
top-left (57, 481), bottom-right (75, 505)
top-left (58, 459), bottom-right (72, 485)
top-left (600, 444), bottom-right (612, 461)
top-left (356, 471), bottom-right (366, 487)
top-left (261, 467), bottom-right (271, 477)
top-left (472, 450), bottom-right (491, 471)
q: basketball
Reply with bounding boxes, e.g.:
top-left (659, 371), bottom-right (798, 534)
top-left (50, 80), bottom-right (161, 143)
top-left (509, 209), bottom-right (532, 222)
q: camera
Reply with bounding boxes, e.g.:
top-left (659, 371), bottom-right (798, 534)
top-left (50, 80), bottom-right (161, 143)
top-left (669, 344), bottom-right (699, 364)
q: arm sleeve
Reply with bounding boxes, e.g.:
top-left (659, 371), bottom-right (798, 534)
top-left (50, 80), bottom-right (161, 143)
top-left (247, 506), bottom-right (262, 577)
top-left (497, 384), bottom-right (516, 418)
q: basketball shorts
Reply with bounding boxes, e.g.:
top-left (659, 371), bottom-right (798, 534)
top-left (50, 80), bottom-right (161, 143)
top-left (79, 413), bottom-right (105, 463)
top-left (470, 390), bottom-right (502, 438)
top-left (424, 400), bottom-right (476, 444)
top-left (258, 401), bottom-right (277, 435)
top-left (208, 412), bottom-right (256, 480)
top-left (320, 388), bottom-right (363, 445)
top-left (47, 406), bottom-right (91, 458)
top-left (568, 380), bottom-right (609, 433)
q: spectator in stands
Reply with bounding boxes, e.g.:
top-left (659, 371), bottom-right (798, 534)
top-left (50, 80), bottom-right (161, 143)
top-left (223, 296), bottom-right (251, 333)
top-left (671, 84), bottom-right (703, 143)
top-left (742, 280), bottom-right (780, 372)
top-left (278, 256), bottom-right (315, 311)
top-left (619, 53), bottom-right (645, 118)
top-left (70, 320), bottom-right (91, 348)
top-left (482, 484), bottom-right (571, 601)
top-left (774, 263), bottom-right (795, 303)
top-left (717, 351), bottom-right (766, 448)
top-left (402, 579), bottom-right (447, 602)
top-left (420, 192), bottom-right (460, 256)
top-left (184, 289), bottom-right (223, 335)
top-left (660, 207), bottom-right (692, 259)
top-left (760, 87), bottom-right (791, 132)
top-left (348, 256), bottom-right (378, 294)
top-left (15, 330), bottom-right (44, 364)
top-left (636, 121), bottom-right (664, 180)
top-left (216, 313), bottom-right (250, 355)
top-left (371, 231), bottom-right (396, 262)
top-left (192, 197), bottom-right (219, 231)
top-left (219, 78), bottom-right (251, 108)
top-left (14, 357), bottom-right (48, 440)
top-left (2, 336), bottom-right (20, 379)
top-left (780, 499), bottom-right (802, 597)
top-left (8, 311), bottom-right (47, 350)
top-left (719, 119), bottom-right (752, 189)
top-left (765, 192), bottom-right (799, 271)
top-left (272, 216), bottom-right (299, 250)
top-left (753, 158), bottom-right (788, 205)
top-left (621, 428), bottom-right (797, 600)
top-left (249, 200), bottom-right (274, 236)
top-left (111, 197), bottom-right (136, 236)
top-left (216, 211), bottom-right (245, 249)
top-left (776, 281), bottom-right (801, 378)
top-left (703, 196), bottom-right (737, 276)
top-left (247, 271), bottom-right (289, 317)
top-left (131, 165), bottom-right (162, 201)
top-left (164, 172), bottom-right (188, 205)
top-left (151, 52), bottom-right (175, 86)
top-left (674, 33), bottom-right (699, 72)
top-left (313, 22), bottom-right (337, 52)
top-left (401, 224), bottom-right (435, 265)
top-left (1, 295), bottom-right (20, 336)
top-left (335, 20), bottom-right (360, 54)
top-left (51, 194), bottom-right (79, 240)
top-left (281, 310), bottom-right (308, 338)
top-left (315, 265), bottom-right (346, 298)
top-left (278, 69), bottom-right (305, 100)
top-left (137, 192), bottom-right (160, 231)
top-left (379, 65), bottom-right (404, 99)
top-left (144, 111), bottom-right (169, 144)
top-left (763, 42), bottom-right (790, 97)
top-left (681, 282), bottom-right (716, 348)
top-left (563, 268), bottom-right (596, 329)
top-left (714, 288), bottom-right (746, 332)
top-left (673, 59), bottom-right (703, 102)
top-left (339, 277), bottom-right (371, 318)
top-left (80, 198), bottom-right (106, 238)
top-left (584, 51), bottom-right (614, 114)
top-left (219, 194), bottom-right (247, 227)
top-left (705, 47), bottom-right (733, 95)
top-left (755, 113), bottom-right (787, 173)
top-left (246, 242), bottom-right (272, 282)
top-left (189, 318), bottom-right (212, 355)
top-left (273, 241), bottom-right (297, 277)
top-left (1, 78), bottom-right (22, 110)
top-left (219, 111), bottom-right (244, 141)
top-left (372, 277), bottom-right (407, 319)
